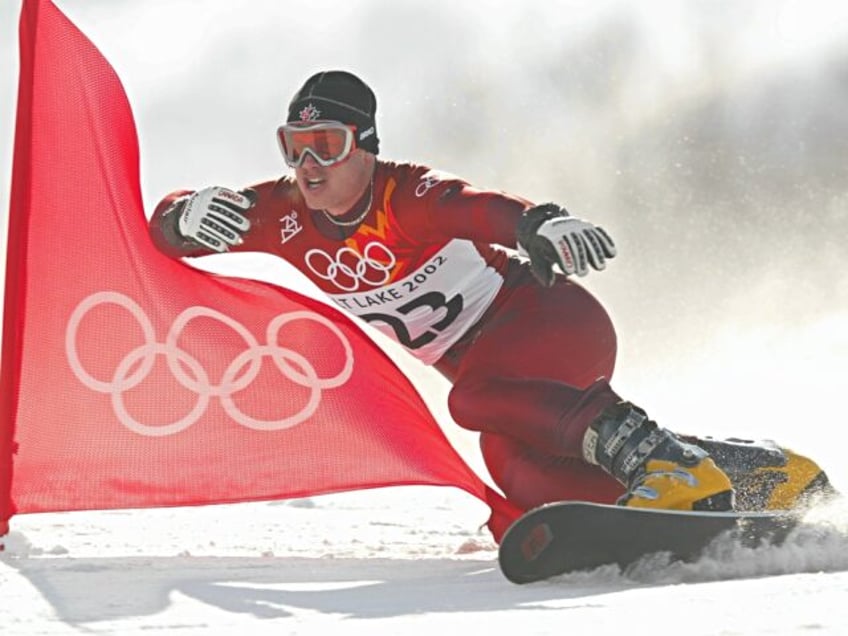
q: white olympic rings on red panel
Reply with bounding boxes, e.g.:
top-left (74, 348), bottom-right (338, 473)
top-left (65, 291), bottom-right (354, 436)
top-left (305, 241), bottom-right (396, 292)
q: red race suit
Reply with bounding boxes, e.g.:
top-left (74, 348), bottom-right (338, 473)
top-left (150, 160), bottom-right (625, 510)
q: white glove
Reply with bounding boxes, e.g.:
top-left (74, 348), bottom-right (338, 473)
top-left (176, 186), bottom-right (253, 253)
top-left (517, 203), bottom-right (616, 286)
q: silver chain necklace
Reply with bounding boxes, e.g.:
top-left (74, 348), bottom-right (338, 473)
top-left (321, 173), bottom-right (375, 227)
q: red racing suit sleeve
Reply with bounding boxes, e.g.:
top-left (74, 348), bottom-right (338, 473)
top-left (386, 163), bottom-right (534, 249)
top-left (410, 175), bottom-right (535, 249)
top-left (148, 181), bottom-right (280, 259)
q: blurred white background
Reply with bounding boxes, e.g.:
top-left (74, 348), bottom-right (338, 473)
top-left (2, 0), bottom-right (848, 487)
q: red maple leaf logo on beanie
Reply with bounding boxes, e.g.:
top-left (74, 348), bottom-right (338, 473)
top-left (299, 103), bottom-right (321, 122)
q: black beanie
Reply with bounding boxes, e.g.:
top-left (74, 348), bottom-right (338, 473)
top-left (287, 70), bottom-right (379, 155)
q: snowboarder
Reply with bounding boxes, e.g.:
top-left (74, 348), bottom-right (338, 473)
top-left (149, 70), bottom-right (834, 516)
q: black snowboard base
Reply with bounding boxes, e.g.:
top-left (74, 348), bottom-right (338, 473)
top-left (498, 501), bottom-right (799, 584)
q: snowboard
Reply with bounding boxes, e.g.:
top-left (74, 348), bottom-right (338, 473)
top-left (498, 501), bottom-right (799, 584)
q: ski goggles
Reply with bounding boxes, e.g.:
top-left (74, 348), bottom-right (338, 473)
top-left (277, 121), bottom-right (357, 168)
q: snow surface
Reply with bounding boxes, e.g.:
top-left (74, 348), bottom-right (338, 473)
top-left (3, 490), bottom-right (848, 635)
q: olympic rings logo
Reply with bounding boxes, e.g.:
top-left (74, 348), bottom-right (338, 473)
top-left (305, 241), bottom-right (396, 292)
top-left (65, 291), bottom-right (354, 437)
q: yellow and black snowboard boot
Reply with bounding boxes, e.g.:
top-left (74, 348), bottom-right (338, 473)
top-left (583, 402), bottom-right (734, 511)
top-left (679, 436), bottom-right (837, 511)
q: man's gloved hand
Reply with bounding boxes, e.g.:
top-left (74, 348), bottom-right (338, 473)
top-left (516, 203), bottom-right (616, 286)
top-left (174, 186), bottom-right (254, 253)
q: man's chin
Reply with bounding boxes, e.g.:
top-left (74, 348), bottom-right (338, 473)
top-left (301, 192), bottom-right (327, 211)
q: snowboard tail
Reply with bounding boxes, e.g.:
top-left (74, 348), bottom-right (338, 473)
top-left (498, 501), bottom-right (799, 584)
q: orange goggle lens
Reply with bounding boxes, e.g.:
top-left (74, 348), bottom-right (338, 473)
top-left (277, 122), bottom-right (356, 167)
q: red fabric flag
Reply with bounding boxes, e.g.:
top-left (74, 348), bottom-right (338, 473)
top-left (1, 0), bottom-right (520, 540)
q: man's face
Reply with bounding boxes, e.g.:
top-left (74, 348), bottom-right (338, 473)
top-left (294, 148), bottom-right (373, 215)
